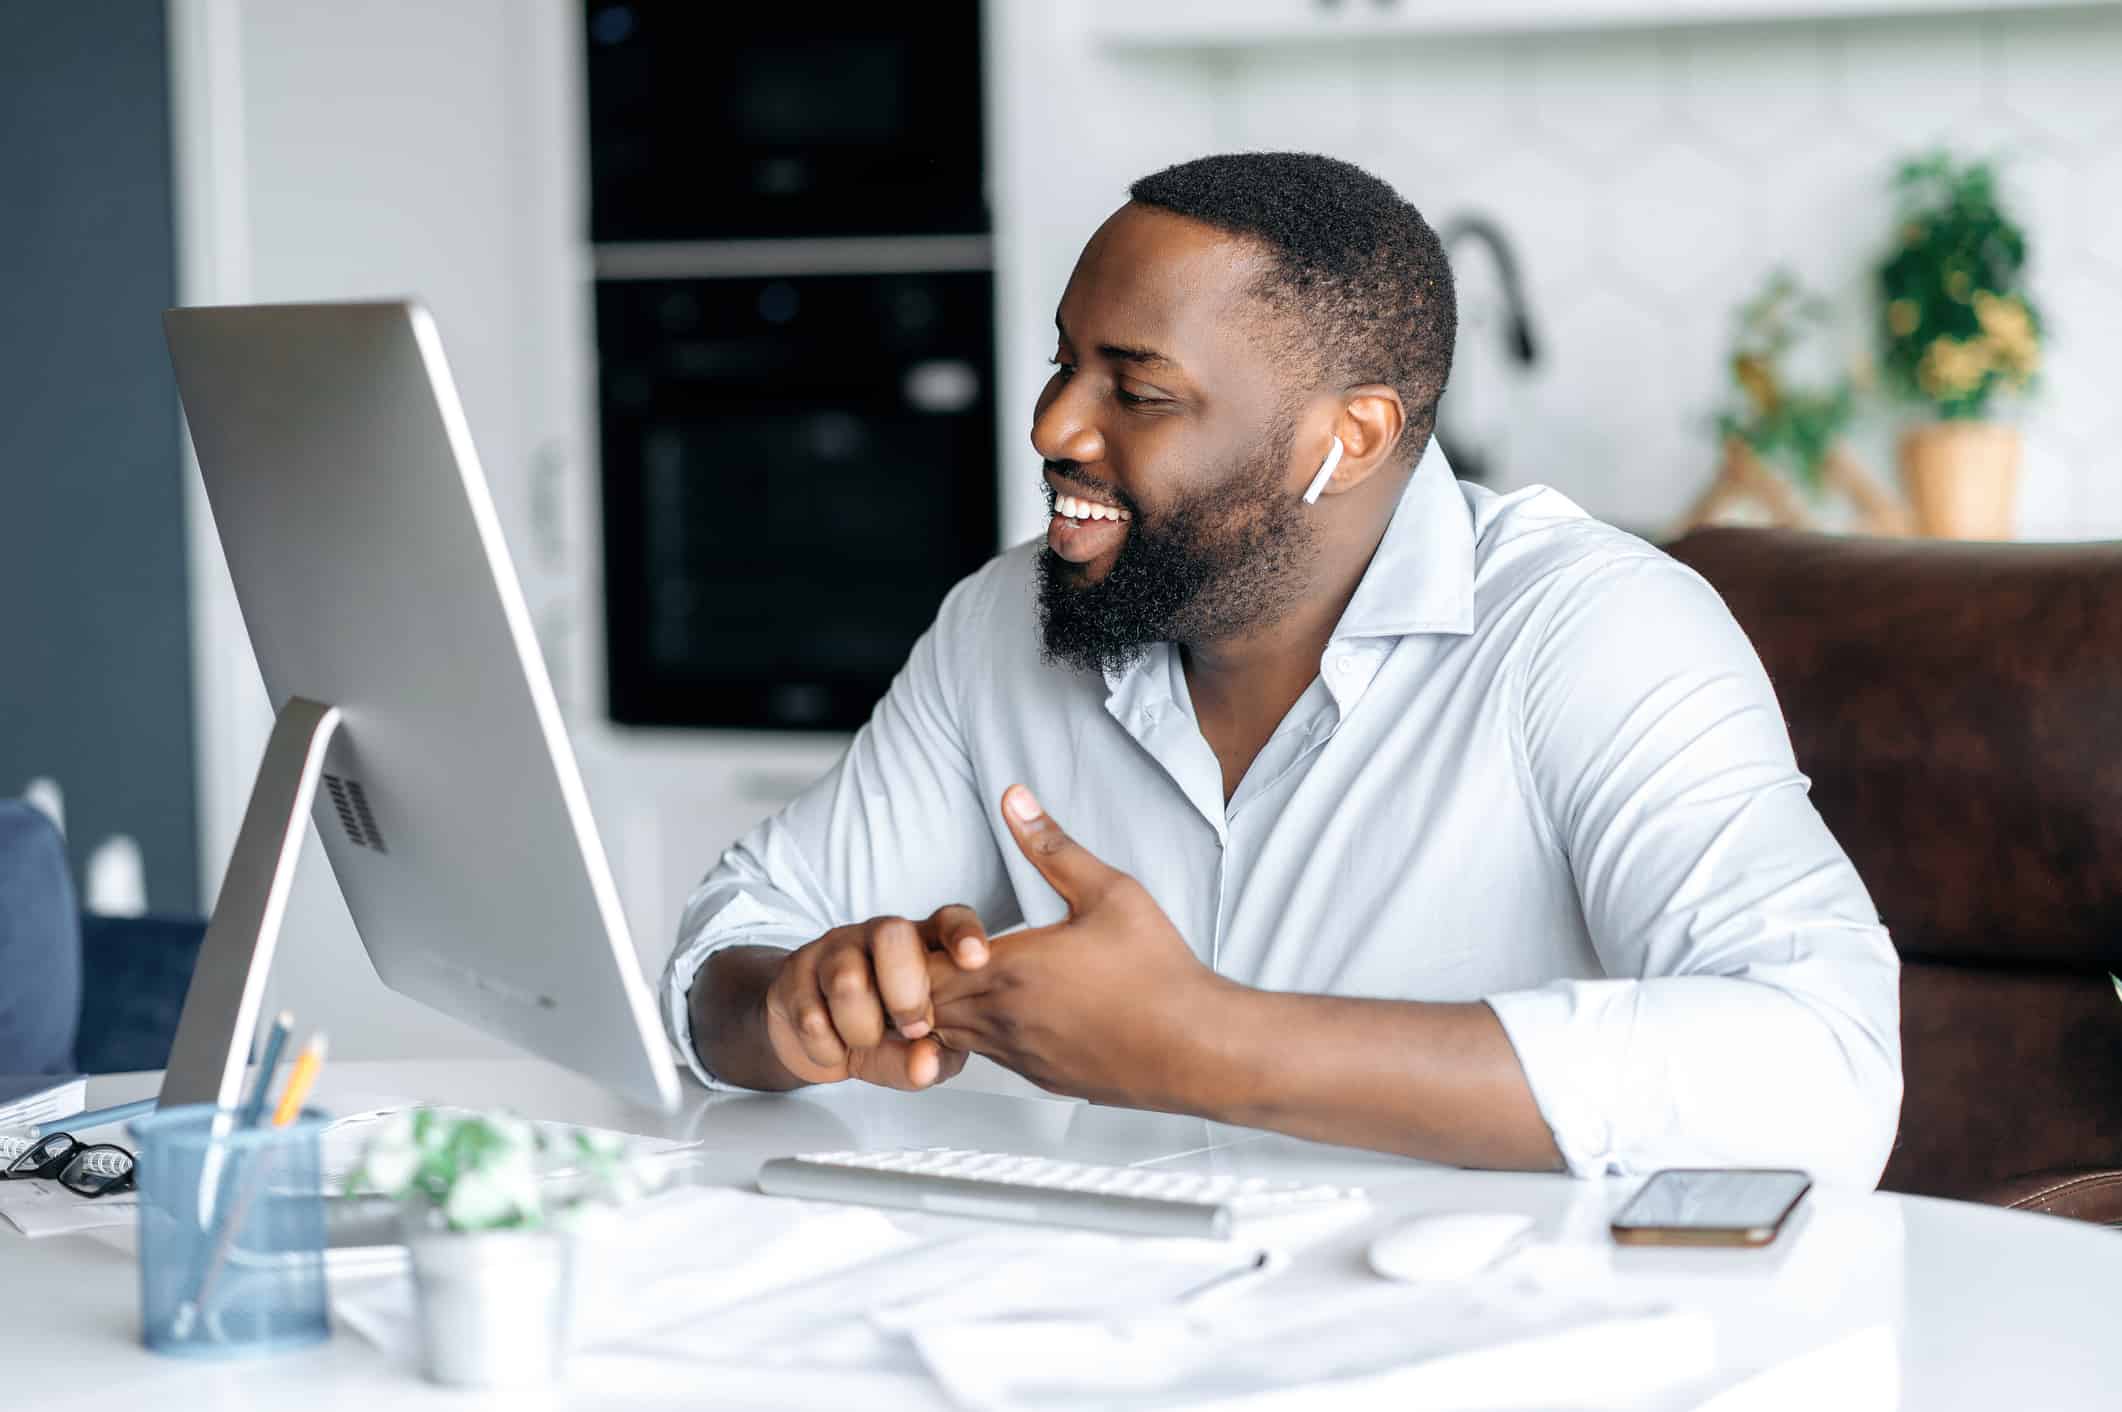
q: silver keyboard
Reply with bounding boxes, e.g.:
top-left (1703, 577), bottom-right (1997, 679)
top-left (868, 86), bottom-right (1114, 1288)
top-left (757, 1147), bottom-right (1367, 1239)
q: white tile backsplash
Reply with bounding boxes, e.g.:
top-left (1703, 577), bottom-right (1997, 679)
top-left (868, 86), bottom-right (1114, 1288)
top-left (1604, 140), bottom-right (1756, 303)
top-left (2037, 268), bottom-right (2122, 453)
top-left (1363, 43), bottom-right (1532, 174)
top-left (2012, 146), bottom-right (2092, 270)
top-left (1995, 7), bottom-right (2122, 144)
top-left (2087, 147), bottom-right (2122, 272)
top-left (1675, 24), bottom-right (1838, 155)
top-left (1529, 30), bottom-right (1677, 159)
top-left (1832, 17), bottom-right (1998, 145)
top-left (994, 6), bottom-right (2120, 541)
top-left (1232, 10), bottom-right (2122, 536)
top-left (1556, 284), bottom-right (1727, 526)
top-left (1224, 48), bottom-right (1363, 149)
top-left (1394, 144), bottom-right (1601, 292)
top-left (2016, 429), bottom-right (2086, 540)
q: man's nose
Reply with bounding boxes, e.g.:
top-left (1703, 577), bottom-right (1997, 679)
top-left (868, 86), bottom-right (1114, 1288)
top-left (1031, 380), bottom-right (1104, 467)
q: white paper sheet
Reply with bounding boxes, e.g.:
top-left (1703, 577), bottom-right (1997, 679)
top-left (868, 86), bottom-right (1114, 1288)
top-left (331, 1184), bottom-right (1299, 1382)
top-left (330, 1185), bottom-right (923, 1358)
top-left (912, 1282), bottom-right (1719, 1412)
top-left (0, 1178), bottom-right (137, 1238)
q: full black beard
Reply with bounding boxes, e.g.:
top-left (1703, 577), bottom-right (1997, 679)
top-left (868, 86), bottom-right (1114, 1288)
top-left (1035, 425), bottom-right (1316, 676)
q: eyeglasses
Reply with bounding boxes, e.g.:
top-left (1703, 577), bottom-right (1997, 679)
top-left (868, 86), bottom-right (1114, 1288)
top-left (2, 1132), bottom-right (137, 1198)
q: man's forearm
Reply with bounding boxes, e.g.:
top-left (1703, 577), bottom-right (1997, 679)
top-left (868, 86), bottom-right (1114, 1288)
top-left (1180, 989), bottom-right (1564, 1172)
top-left (690, 944), bottom-right (809, 1092)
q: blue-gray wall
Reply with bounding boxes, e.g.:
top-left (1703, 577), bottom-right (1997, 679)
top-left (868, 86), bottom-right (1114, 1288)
top-left (0, 1), bottom-right (198, 913)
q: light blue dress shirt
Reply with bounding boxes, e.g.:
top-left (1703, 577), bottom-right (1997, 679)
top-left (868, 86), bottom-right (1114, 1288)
top-left (662, 443), bottom-right (1903, 1188)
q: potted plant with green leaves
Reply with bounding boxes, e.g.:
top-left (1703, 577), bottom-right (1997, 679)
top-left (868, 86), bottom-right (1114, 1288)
top-left (1684, 270), bottom-right (1906, 536)
top-left (1876, 151), bottom-right (2044, 539)
top-left (347, 1109), bottom-right (643, 1388)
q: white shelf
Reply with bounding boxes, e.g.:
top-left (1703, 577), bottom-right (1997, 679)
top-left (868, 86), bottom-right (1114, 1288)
top-left (1087, 0), bottom-right (2116, 45)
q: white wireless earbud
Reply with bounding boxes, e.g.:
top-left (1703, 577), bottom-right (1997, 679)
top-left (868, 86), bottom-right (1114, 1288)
top-left (1302, 436), bottom-right (1345, 505)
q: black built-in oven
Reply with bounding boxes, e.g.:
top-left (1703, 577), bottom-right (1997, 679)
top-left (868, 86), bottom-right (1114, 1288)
top-left (596, 271), bottom-right (997, 730)
top-left (587, 0), bottom-right (998, 732)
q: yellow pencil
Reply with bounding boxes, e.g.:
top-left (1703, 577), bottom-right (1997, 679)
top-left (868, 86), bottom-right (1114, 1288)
top-left (270, 1034), bottom-right (328, 1127)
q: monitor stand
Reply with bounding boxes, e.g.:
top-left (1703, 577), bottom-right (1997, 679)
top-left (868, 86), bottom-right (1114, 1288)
top-left (159, 697), bottom-right (344, 1112)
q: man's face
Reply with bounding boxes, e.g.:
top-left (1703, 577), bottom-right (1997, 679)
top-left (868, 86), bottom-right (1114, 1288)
top-left (1031, 204), bottom-right (1320, 675)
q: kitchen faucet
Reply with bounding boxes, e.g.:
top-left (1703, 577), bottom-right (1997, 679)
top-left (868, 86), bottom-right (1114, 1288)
top-left (1437, 214), bottom-right (1540, 484)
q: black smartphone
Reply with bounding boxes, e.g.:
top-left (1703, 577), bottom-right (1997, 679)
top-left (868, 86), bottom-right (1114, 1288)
top-left (1609, 1168), bottom-right (1812, 1247)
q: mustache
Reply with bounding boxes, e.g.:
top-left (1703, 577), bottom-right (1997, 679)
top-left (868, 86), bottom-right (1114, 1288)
top-left (1041, 462), bottom-right (1139, 517)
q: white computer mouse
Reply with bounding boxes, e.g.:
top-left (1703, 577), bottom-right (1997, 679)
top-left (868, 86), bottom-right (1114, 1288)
top-left (1367, 1211), bottom-right (1537, 1283)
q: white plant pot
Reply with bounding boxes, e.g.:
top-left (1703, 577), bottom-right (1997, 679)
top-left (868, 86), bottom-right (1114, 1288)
top-left (407, 1227), bottom-right (573, 1387)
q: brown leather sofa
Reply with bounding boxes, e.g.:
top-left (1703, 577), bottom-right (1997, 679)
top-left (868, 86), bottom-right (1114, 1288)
top-left (1667, 528), bottom-right (2122, 1225)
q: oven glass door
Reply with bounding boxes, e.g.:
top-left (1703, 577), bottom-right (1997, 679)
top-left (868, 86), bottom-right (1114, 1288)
top-left (598, 272), bottom-right (997, 730)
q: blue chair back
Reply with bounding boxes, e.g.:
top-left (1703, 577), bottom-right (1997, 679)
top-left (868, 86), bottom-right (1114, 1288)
top-left (0, 801), bottom-right (82, 1074)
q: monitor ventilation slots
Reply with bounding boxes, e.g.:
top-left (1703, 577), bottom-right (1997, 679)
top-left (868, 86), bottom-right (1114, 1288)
top-left (322, 774), bottom-right (389, 854)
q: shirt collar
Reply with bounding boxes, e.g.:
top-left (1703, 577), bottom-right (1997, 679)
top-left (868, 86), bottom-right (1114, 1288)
top-left (1100, 436), bottom-right (1475, 702)
top-left (1329, 435), bottom-right (1475, 642)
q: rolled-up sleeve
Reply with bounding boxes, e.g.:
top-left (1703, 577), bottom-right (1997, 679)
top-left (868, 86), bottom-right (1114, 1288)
top-left (661, 570), bottom-right (1020, 1089)
top-left (1484, 554), bottom-right (1903, 1188)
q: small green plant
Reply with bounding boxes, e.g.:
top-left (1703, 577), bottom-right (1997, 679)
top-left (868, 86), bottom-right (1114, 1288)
top-left (346, 1108), bottom-right (643, 1233)
top-left (1714, 270), bottom-right (1856, 494)
top-left (1876, 152), bottom-right (2043, 421)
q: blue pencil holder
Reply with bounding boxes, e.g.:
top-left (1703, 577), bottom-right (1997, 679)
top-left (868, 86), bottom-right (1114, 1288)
top-left (131, 1103), bottom-right (332, 1357)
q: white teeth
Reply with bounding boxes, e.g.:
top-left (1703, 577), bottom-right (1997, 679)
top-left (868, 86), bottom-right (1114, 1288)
top-left (1053, 493), bottom-right (1129, 523)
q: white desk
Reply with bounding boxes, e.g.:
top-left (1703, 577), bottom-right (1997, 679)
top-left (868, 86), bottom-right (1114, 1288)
top-left (2, 1059), bottom-right (2117, 1409)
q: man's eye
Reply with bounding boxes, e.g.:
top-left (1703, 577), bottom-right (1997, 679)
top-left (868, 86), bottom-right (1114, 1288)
top-left (1047, 356), bottom-right (1076, 379)
top-left (1116, 386), bottom-right (1168, 409)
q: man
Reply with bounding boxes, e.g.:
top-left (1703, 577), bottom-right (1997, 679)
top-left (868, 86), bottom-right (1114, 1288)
top-left (664, 153), bottom-right (1902, 1185)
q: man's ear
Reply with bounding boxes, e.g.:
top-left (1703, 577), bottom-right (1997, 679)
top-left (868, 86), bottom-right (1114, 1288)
top-left (1316, 385), bottom-right (1406, 499)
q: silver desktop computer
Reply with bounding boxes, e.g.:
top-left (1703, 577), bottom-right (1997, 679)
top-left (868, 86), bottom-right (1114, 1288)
top-left (160, 301), bottom-right (680, 1116)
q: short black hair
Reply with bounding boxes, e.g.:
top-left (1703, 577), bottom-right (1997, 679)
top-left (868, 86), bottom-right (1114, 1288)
top-left (1128, 152), bottom-right (1455, 461)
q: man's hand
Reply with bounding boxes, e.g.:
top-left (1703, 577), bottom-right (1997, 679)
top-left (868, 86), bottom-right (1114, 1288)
top-left (763, 907), bottom-right (992, 1091)
top-left (928, 786), bottom-right (1233, 1109)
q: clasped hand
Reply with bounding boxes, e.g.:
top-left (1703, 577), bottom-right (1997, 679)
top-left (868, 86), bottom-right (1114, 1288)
top-left (762, 785), bottom-right (1226, 1108)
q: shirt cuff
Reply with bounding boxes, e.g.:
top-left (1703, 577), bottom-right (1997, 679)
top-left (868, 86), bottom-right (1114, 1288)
top-left (1483, 983), bottom-right (1633, 1179)
top-left (661, 894), bottom-right (807, 1092)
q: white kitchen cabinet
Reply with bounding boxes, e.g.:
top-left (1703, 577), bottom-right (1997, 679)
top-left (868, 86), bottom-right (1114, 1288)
top-left (1086, 0), bottom-right (2113, 45)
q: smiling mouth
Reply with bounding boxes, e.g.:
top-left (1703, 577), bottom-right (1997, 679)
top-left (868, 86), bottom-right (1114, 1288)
top-left (1043, 475), bottom-right (1133, 566)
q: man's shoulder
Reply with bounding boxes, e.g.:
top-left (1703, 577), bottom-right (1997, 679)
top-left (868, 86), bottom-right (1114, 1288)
top-left (934, 538), bottom-right (1043, 642)
top-left (1462, 481), bottom-right (1709, 622)
top-left (916, 539), bottom-right (1057, 692)
top-left (1460, 482), bottom-right (1755, 687)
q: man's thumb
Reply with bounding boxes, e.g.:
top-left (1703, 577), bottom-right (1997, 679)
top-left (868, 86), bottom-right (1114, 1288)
top-left (1001, 785), bottom-right (1113, 910)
